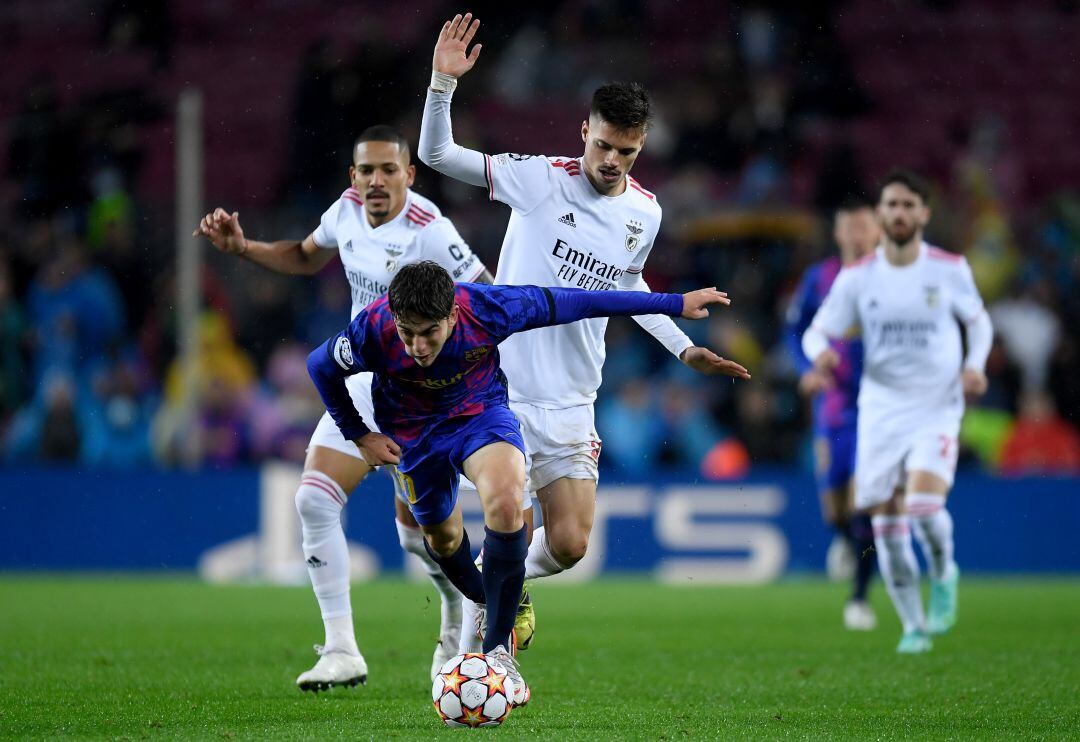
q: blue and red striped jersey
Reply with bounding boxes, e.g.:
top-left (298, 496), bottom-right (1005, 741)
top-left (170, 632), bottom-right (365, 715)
top-left (308, 283), bottom-right (683, 448)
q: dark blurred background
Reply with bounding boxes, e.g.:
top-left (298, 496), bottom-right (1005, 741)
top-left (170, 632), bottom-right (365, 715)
top-left (1, 0), bottom-right (1078, 480)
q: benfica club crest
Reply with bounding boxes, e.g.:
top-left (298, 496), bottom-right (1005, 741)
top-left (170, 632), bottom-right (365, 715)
top-left (625, 220), bottom-right (643, 252)
top-left (385, 245), bottom-right (403, 273)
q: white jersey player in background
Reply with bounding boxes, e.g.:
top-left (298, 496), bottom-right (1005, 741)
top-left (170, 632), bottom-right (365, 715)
top-left (418, 13), bottom-right (751, 653)
top-left (802, 170), bottom-right (993, 654)
top-left (194, 126), bottom-right (494, 689)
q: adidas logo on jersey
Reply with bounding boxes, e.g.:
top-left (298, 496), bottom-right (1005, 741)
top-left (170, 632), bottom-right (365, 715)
top-left (558, 212), bottom-right (577, 228)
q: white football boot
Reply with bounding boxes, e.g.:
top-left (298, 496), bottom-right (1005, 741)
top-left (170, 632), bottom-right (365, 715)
top-left (843, 600), bottom-right (878, 631)
top-left (296, 645), bottom-right (368, 692)
top-left (487, 646), bottom-right (529, 707)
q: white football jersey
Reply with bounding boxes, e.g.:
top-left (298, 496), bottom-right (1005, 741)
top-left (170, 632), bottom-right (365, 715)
top-left (485, 154), bottom-right (665, 407)
top-left (312, 187), bottom-right (483, 318)
top-left (810, 242), bottom-right (986, 418)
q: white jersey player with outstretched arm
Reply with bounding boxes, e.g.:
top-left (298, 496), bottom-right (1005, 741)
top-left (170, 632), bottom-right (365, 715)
top-left (802, 171), bottom-right (993, 654)
top-left (195, 126), bottom-right (492, 690)
top-left (418, 13), bottom-right (751, 655)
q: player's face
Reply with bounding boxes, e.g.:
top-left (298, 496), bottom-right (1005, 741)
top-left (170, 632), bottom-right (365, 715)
top-left (350, 141), bottom-right (416, 225)
top-left (834, 207), bottom-right (880, 264)
top-left (394, 306), bottom-right (459, 367)
top-left (580, 115), bottom-right (646, 195)
top-left (878, 183), bottom-right (930, 247)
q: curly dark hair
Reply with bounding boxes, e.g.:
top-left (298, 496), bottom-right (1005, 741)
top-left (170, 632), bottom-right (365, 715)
top-left (879, 169), bottom-right (930, 205)
top-left (388, 261), bottom-right (455, 320)
top-left (590, 82), bottom-right (652, 132)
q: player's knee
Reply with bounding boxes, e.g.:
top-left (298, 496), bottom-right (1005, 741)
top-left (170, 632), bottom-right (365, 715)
top-left (425, 530), bottom-right (461, 558)
top-left (548, 526), bottom-right (589, 565)
top-left (295, 471), bottom-right (345, 522)
top-left (484, 492), bottom-right (522, 532)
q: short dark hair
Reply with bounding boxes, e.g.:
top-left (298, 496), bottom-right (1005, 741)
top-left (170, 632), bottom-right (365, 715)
top-left (590, 82), bottom-right (652, 132)
top-left (836, 193), bottom-right (876, 215)
top-left (879, 169), bottom-right (930, 204)
top-left (388, 261), bottom-right (454, 321)
top-left (354, 125), bottom-right (410, 163)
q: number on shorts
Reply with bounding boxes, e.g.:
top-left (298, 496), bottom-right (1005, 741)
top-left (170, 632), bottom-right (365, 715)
top-left (938, 435), bottom-right (955, 461)
top-left (391, 468), bottom-right (418, 504)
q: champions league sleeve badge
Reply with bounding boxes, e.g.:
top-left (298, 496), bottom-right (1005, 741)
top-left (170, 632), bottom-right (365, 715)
top-left (333, 335), bottom-right (355, 370)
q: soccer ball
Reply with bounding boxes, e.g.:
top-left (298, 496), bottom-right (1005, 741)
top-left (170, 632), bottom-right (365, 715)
top-left (431, 653), bottom-right (515, 728)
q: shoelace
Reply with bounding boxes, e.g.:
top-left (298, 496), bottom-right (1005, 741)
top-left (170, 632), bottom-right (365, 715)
top-left (490, 649), bottom-right (521, 680)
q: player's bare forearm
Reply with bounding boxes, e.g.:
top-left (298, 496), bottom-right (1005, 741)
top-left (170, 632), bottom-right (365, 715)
top-left (240, 239), bottom-right (334, 276)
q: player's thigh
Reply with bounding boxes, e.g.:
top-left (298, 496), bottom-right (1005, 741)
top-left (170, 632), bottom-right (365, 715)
top-left (305, 375), bottom-right (380, 493)
top-left (536, 476), bottom-right (597, 547)
top-left (463, 441), bottom-right (526, 530)
top-left (304, 444), bottom-right (372, 494)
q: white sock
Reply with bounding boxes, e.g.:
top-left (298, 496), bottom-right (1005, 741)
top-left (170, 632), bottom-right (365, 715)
top-left (907, 493), bottom-right (956, 582)
top-left (296, 471), bottom-right (358, 655)
top-left (871, 515), bottom-right (925, 634)
top-left (524, 526), bottom-right (567, 579)
top-left (458, 597), bottom-right (482, 654)
top-left (396, 520), bottom-right (463, 644)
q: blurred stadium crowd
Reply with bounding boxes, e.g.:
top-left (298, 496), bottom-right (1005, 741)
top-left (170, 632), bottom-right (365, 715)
top-left (0, 0), bottom-right (1078, 476)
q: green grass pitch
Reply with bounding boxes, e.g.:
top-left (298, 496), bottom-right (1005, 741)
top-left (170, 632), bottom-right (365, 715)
top-left (1, 576), bottom-right (1077, 739)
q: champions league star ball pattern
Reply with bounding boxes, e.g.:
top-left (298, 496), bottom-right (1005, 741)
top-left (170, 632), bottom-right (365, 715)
top-left (431, 653), bottom-right (516, 728)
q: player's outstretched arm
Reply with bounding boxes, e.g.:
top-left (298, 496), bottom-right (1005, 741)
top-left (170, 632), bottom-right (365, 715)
top-left (418, 15), bottom-right (489, 187)
top-left (192, 207), bottom-right (335, 276)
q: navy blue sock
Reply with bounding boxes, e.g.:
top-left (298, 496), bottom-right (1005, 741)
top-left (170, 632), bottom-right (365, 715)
top-left (850, 514), bottom-right (876, 602)
top-left (480, 524), bottom-right (528, 654)
top-left (425, 530), bottom-right (485, 605)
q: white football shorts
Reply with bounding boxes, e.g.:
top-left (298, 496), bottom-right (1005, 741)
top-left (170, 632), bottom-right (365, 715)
top-left (511, 400), bottom-right (601, 493)
top-left (854, 407), bottom-right (962, 510)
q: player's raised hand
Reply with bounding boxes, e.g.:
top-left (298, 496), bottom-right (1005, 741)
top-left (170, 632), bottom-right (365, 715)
top-left (680, 287), bottom-right (730, 319)
top-left (356, 432), bottom-right (402, 467)
top-left (813, 347), bottom-right (841, 372)
top-left (680, 346), bottom-right (752, 380)
top-left (193, 208), bottom-right (247, 256)
top-left (961, 368), bottom-right (988, 398)
top-left (433, 12), bottom-right (482, 78)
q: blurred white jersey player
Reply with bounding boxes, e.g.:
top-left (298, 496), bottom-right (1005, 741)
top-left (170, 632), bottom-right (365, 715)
top-left (802, 170), bottom-right (993, 653)
top-left (195, 126), bottom-right (491, 689)
top-left (418, 13), bottom-right (750, 653)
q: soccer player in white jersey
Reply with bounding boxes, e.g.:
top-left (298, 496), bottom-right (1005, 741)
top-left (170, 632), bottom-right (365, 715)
top-left (194, 125), bottom-right (499, 689)
top-left (802, 170), bottom-right (993, 653)
top-left (418, 13), bottom-right (750, 652)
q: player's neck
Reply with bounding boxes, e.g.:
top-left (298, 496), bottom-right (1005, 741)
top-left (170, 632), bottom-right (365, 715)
top-left (883, 236), bottom-right (922, 267)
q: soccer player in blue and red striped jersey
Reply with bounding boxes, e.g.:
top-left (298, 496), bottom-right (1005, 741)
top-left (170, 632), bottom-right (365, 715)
top-left (307, 261), bottom-right (731, 703)
top-left (785, 196), bottom-right (880, 631)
